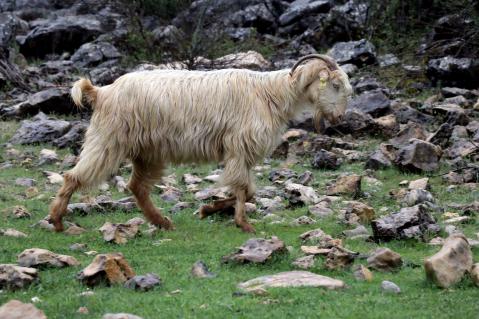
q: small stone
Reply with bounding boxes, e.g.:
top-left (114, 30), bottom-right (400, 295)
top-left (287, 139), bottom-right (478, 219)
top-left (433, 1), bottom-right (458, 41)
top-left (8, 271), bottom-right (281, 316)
top-left (299, 228), bottom-right (327, 243)
top-left (223, 237), bottom-right (286, 264)
top-left (0, 228), bottom-right (28, 238)
top-left (308, 202), bottom-right (334, 218)
top-left (344, 201), bottom-right (375, 223)
top-left (284, 183), bottom-right (319, 206)
top-left (353, 265), bottom-right (373, 282)
top-left (15, 178), bottom-right (36, 187)
top-left (38, 149), bottom-right (58, 165)
top-left (402, 189), bottom-right (435, 206)
top-left (64, 224), bottom-right (87, 235)
top-left (11, 206), bottom-right (31, 219)
top-left (0, 300), bottom-right (46, 319)
top-left (103, 314), bottom-right (143, 319)
top-left (124, 273), bottom-right (161, 291)
top-left (238, 271), bottom-right (345, 292)
top-left (408, 178), bottom-right (429, 190)
top-left (113, 176), bottom-right (127, 192)
top-left (18, 248), bottom-right (79, 268)
top-left (183, 173), bottom-right (202, 184)
top-left (291, 216), bottom-right (316, 226)
top-left (367, 248), bottom-right (403, 272)
top-left (292, 255), bottom-right (315, 270)
top-left (43, 171), bottom-right (64, 184)
top-left (99, 219), bottom-right (142, 244)
top-left (204, 174), bottom-right (220, 183)
top-left (443, 216), bottom-right (471, 224)
top-left (324, 247), bottom-right (355, 270)
top-left (77, 253), bottom-right (135, 286)
top-left (170, 202), bottom-right (192, 213)
top-left (191, 261), bottom-right (216, 278)
top-left (0, 264), bottom-right (38, 290)
top-left (381, 280), bottom-right (401, 294)
top-left (342, 225), bottom-right (369, 239)
top-left (326, 175), bottom-right (362, 197)
top-left (70, 243), bottom-right (88, 251)
top-left (77, 306), bottom-right (89, 314)
top-left (159, 185), bottom-right (182, 202)
top-left (25, 187), bottom-right (39, 198)
top-left (311, 149), bottom-right (339, 170)
top-left (424, 234), bottom-right (472, 288)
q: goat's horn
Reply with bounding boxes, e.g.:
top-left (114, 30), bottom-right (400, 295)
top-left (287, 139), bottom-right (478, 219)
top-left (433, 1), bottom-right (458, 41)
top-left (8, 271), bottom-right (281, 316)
top-left (289, 54), bottom-right (338, 76)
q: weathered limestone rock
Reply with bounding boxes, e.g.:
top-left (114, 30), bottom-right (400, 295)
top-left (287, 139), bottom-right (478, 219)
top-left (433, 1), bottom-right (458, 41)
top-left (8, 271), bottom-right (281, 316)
top-left (124, 273), bottom-right (161, 291)
top-left (191, 261), bottom-right (216, 278)
top-left (0, 300), bottom-right (46, 319)
top-left (284, 182), bottom-right (319, 206)
top-left (326, 174), bottom-right (362, 197)
top-left (408, 177), bottom-right (429, 190)
top-left (238, 271), bottom-right (345, 293)
top-left (292, 255), bottom-right (315, 269)
top-left (99, 218), bottom-right (144, 244)
top-left (311, 149), bottom-right (340, 169)
top-left (0, 228), bottom-right (28, 238)
top-left (223, 237), bottom-right (286, 263)
top-left (353, 265), bottom-right (373, 282)
top-left (367, 248), bottom-right (403, 272)
top-left (344, 201), bottom-right (375, 223)
top-left (381, 280), bottom-right (401, 294)
top-left (402, 189), bottom-right (435, 206)
top-left (395, 139), bottom-right (442, 172)
top-left (324, 247), bottom-right (355, 270)
top-left (0, 264), bottom-right (38, 290)
top-left (424, 234), bottom-right (472, 288)
top-left (18, 248), bottom-right (79, 268)
top-left (77, 253), bottom-right (135, 286)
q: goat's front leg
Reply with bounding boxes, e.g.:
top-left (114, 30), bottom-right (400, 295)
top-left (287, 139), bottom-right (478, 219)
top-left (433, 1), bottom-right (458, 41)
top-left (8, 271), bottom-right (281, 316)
top-left (234, 188), bottom-right (255, 233)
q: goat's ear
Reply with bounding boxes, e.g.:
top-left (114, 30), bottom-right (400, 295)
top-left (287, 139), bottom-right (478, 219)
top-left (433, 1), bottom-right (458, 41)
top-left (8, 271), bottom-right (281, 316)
top-left (291, 64), bottom-right (329, 92)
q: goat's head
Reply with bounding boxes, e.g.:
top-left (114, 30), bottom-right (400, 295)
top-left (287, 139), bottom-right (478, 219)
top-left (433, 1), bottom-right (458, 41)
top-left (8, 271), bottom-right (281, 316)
top-left (290, 54), bottom-right (353, 129)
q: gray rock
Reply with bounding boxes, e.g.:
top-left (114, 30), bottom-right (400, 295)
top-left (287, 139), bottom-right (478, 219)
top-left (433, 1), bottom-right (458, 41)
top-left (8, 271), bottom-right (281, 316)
top-left (395, 139), bottom-right (442, 172)
top-left (0, 264), bottom-right (38, 290)
top-left (311, 149), bottom-right (339, 169)
top-left (402, 189), bottom-right (435, 206)
top-left (367, 248), bottom-right (403, 272)
top-left (124, 273), bottom-right (161, 291)
top-left (9, 112), bottom-right (71, 144)
top-left (52, 121), bottom-right (88, 152)
top-left (0, 12), bottom-right (18, 49)
top-left (378, 54), bottom-right (400, 67)
top-left (15, 178), bottom-right (36, 187)
top-left (342, 225), bottom-right (369, 239)
top-left (389, 122), bottom-right (428, 148)
top-left (292, 255), bottom-right (315, 269)
top-left (103, 313), bottom-right (143, 319)
top-left (279, 0), bottom-right (331, 26)
top-left (308, 201), bottom-right (334, 218)
top-left (19, 15), bottom-right (103, 58)
top-left (426, 56), bottom-right (479, 89)
top-left (371, 204), bottom-right (440, 241)
top-left (348, 90), bottom-right (391, 118)
top-left (17, 248), bottom-right (79, 268)
top-left (327, 39), bottom-right (376, 66)
top-left (381, 280), bottom-right (401, 293)
top-left (0, 300), bottom-right (46, 319)
top-left (71, 41), bottom-right (121, 67)
top-left (269, 168), bottom-right (296, 182)
top-left (284, 183), bottom-right (319, 206)
top-left (223, 237), bottom-right (286, 263)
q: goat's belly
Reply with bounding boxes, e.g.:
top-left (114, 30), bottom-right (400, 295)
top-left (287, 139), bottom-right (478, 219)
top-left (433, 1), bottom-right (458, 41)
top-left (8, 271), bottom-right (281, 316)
top-left (157, 139), bottom-right (224, 165)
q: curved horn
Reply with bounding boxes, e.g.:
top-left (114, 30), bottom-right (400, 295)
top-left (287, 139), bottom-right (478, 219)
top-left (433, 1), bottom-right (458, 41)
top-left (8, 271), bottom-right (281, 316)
top-left (289, 54), bottom-right (338, 76)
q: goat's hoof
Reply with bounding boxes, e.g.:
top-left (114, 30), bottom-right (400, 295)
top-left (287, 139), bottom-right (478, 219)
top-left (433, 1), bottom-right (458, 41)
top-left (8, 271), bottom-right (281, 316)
top-left (52, 220), bottom-right (64, 232)
top-left (160, 218), bottom-right (175, 231)
top-left (240, 223), bottom-right (256, 233)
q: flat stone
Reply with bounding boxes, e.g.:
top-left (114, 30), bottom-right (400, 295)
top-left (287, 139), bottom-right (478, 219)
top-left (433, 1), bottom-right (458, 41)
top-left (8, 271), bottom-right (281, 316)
top-left (124, 273), bottom-right (161, 291)
top-left (367, 248), bottom-right (403, 272)
top-left (9, 112), bottom-right (71, 144)
top-left (77, 253), bottom-right (135, 286)
top-left (18, 248), bottom-right (79, 268)
top-left (284, 182), bottom-right (319, 206)
top-left (0, 228), bottom-right (28, 238)
top-left (395, 139), bottom-right (442, 172)
top-left (326, 174), bottom-right (362, 197)
top-left (344, 201), bottom-right (375, 223)
top-left (238, 271), bottom-right (345, 292)
top-left (308, 202), bottom-right (334, 218)
top-left (0, 264), bottom-right (38, 290)
top-left (381, 280), bottom-right (401, 294)
top-left (10, 206), bottom-right (31, 219)
top-left (99, 218), bottom-right (143, 244)
top-left (191, 261), bottom-right (216, 278)
top-left (408, 178), bottom-right (429, 190)
top-left (0, 300), bottom-right (46, 319)
top-left (103, 314), bottom-right (143, 319)
top-left (292, 255), bottom-right (315, 269)
top-left (424, 234), bottom-right (472, 288)
top-left (15, 178), bottom-right (36, 187)
top-left (222, 237), bottom-right (286, 264)
top-left (353, 265), bottom-right (373, 282)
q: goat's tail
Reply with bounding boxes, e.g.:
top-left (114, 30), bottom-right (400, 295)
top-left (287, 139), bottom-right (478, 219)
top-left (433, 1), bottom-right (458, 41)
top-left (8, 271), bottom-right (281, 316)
top-left (71, 78), bottom-right (98, 109)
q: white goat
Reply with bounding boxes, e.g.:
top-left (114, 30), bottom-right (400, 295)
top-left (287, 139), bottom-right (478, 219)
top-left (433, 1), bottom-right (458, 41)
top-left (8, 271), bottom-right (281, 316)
top-left (49, 54), bottom-right (352, 233)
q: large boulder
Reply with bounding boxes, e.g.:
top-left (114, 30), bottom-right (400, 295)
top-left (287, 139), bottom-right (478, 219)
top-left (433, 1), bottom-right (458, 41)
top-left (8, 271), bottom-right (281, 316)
top-left (327, 39), bottom-right (376, 66)
top-left (371, 204), bottom-right (440, 241)
top-left (426, 56), bottom-right (479, 89)
top-left (19, 15), bottom-right (103, 58)
top-left (394, 139), bottom-right (442, 172)
top-left (10, 112), bottom-right (71, 144)
top-left (0, 300), bottom-right (47, 319)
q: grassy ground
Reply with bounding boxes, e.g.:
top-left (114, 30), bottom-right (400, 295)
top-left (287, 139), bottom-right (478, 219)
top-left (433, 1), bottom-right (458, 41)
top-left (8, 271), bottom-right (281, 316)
top-left (0, 120), bottom-right (478, 319)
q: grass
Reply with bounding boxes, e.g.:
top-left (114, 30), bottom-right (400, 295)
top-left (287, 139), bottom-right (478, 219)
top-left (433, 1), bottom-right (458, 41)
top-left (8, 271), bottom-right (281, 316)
top-left (0, 120), bottom-right (478, 319)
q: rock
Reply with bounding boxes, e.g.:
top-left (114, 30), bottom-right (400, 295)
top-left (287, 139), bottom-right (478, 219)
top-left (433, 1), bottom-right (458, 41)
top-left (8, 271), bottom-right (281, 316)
top-left (77, 253), bottom-right (135, 286)
top-left (238, 271), bottom-right (345, 292)
top-left (182, 173), bottom-right (202, 184)
top-left (344, 201), bottom-right (375, 224)
top-left (68, 196), bottom-right (136, 215)
top-left (326, 174), bottom-right (361, 197)
top-left (471, 263), bottom-right (479, 287)
top-left (52, 121), bottom-right (88, 151)
top-left (443, 216), bottom-right (471, 225)
top-left (292, 255), bottom-right (315, 269)
top-left (371, 204), bottom-right (439, 241)
top-left (432, 104), bottom-right (469, 126)
top-left (112, 176), bottom-right (127, 192)
top-left (0, 264), bottom-right (38, 290)
top-left (103, 314), bottom-right (143, 319)
top-left (353, 265), bottom-right (373, 282)
top-left (223, 237), bottom-right (286, 264)
top-left (447, 138), bottom-right (477, 158)
top-left (299, 228), bottom-right (327, 243)
top-left (194, 187), bottom-right (228, 201)
top-left (373, 114), bottom-right (399, 137)
top-left (15, 178), bottom-right (36, 187)
top-left (99, 218), bottom-right (143, 244)
top-left (297, 170), bottom-right (314, 186)
top-left (327, 39), bottom-right (376, 66)
top-left (402, 189), bottom-right (435, 206)
top-left (393, 103), bottom-right (434, 125)
top-left (0, 300), bottom-right (46, 319)
top-left (291, 215), bottom-right (316, 226)
top-left (367, 248), bottom-right (403, 272)
top-left (0, 228), bottom-right (28, 238)
top-left (311, 149), bottom-right (339, 169)
top-left (159, 185), bottom-right (182, 202)
top-left (70, 243), bottom-right (87, 251)
top-left (269, 168), bottom-right (296, 182)
top-left (365, 146), bottom-right (395, 170)
top-left (278, 0), bottom-right (331, 25)
top-left (64, 224), bottom-right (87, 235)
top-left (408, 178), bottom-right (429, 190)
top-left (381, 280), bottom-right (401, 294)
top-left (308, 201), bottom-right (334, 218)
top-left (426, 56), bottom-right (479, 89)
top-left (3, 88), bottom-right (75, 118)
top-left (18, 248), bottom-right (79, 268)
top-left (170, 201), bottom-right (192, 213)
top-left (348, 90), bottom-right (391, 118)
top-left (191, 261), bottom-right (216, 278)
top-left (10, 206), bottom-right (31, 219)
top-left (424, 234), bottom-right (472, 288)
top-left (124, 273), bottom-right (161, 291)
top-left (324, 247), bottom-right (355, 270)
top-left (43, 171), bottom-right (64, 184)
top-left (378, 53), bottom-right (400, 67)
top-left (71, 41), bottom-right (121, 67)
top-left (389, 122), bottom-right (428, 148)
top-left (284, 182), bottom-right (319, 206)
top-left (395, 139), bottom-right (442, 172)
top-left (214, 51), bottom-right (271, 70)
top-left (38, 148), bottom-right (58, 165)
top-left (19, 15), bottom-right (103, 58)
top-left (256, 197), bottom-right (285, 213)
top-left (9, 113), bottom-right (71, 144)
top-left (342, 225), bottom-right (369, 239)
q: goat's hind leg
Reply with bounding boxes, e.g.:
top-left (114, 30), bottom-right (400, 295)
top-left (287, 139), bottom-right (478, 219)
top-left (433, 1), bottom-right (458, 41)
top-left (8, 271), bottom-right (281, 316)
top-left (128, 160), bottom-right (174, 230)
top-left (49, 173), bottom-right (80, 232)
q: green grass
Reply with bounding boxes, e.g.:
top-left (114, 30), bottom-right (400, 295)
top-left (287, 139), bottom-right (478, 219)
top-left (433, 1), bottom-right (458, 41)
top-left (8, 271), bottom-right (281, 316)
top-left (0, 121), bottom-right (478, 319)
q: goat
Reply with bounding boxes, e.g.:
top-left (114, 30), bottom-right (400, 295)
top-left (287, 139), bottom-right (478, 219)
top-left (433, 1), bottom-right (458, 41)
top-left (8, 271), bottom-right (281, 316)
top-left (49, 54), bottom-right (353, 233)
